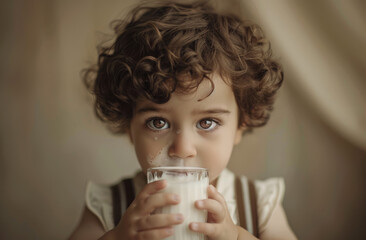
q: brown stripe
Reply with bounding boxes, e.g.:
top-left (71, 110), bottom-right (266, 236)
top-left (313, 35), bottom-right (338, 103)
top-left (248, 180), bottom-right (259, 238)
top-left (123, 178), bottom-right (135, 208)
top-left (235, 176), bottom-right (247, 229)
top-left (111, 184), bottom-right (121, 227)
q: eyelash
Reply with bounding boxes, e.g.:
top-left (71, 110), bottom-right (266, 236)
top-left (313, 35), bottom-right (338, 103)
top-left (145, 117), bottom-right (170, 131)
top-left (197, 118), bottom-right (221, 131)
top-left (145, 117), bottom-right (222, 132)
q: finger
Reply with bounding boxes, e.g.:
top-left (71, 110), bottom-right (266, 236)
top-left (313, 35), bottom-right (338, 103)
top-left (207, 185), bottom-right (226, 206)
top-left (189, 222), bottom-right (219, 238)
top-left (137, 227), bottom-right (174, 240)
top-left (136, 192), bottom-right (180, 215)
top-left (195, 198), bottom-right (225, 223)
top-left (136, 213), bottom-right (184, 231)
top-left (130, 180), bottom-right (167, 210)
top-left (139, 180), bottom-right (167, 199)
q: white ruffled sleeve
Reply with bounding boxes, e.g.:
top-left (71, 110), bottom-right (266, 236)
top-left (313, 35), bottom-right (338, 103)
top-left (254, 177), bottom-right (285, 233)
top-left (85, 181), bottom-right (114, 231)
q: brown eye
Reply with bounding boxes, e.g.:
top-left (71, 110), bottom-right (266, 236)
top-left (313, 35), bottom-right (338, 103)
top-left (147, 118), bottom-right (169, 130)
top-left (197, 119), bottom-right (217, 131)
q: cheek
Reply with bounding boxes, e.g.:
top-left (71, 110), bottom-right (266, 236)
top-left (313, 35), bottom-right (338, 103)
top-left (201, 134), bottom-right (235, 181)
top-left (134, 136), bottom-right (169, 170)
top-left (130, 119), bottom-right (171, 170)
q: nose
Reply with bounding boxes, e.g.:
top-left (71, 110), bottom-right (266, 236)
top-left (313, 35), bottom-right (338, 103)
top-left (168, 130), bottom-right (197, 160)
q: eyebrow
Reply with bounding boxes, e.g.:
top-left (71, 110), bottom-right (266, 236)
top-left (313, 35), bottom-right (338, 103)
top-left (136, 106), bottom-right (166, 114)
top-left (136, 106), bottom-right (231, 115)
top-left (193, 109), bottom-right (231, 115)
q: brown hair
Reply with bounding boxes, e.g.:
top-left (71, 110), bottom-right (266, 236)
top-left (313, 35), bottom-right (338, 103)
top-left (83, 0), bottom-right (284, 134)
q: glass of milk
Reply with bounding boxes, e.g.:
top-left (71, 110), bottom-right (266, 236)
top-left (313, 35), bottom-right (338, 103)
top-left (147, 166), bottom-right (209, 240)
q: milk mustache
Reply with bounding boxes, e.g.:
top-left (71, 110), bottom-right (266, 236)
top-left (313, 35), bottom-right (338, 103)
top-left (147, 167), bottom-right (209, 240)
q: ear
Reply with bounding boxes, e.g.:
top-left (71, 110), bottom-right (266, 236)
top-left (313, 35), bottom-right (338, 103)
top-left (234, 126), bottom-right (245, 145)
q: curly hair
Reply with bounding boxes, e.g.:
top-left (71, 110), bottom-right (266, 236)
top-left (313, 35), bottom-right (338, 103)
top-left (83, 0), bottom-right (284, 134)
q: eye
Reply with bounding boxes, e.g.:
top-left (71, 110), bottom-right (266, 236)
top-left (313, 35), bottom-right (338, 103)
top-left (197, 119), bottom-right (218, 131)
top-left (146, 118), bottom-right (169, 131)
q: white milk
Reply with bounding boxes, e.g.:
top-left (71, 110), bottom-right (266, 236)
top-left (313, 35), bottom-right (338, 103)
top-left (147, 167), bottom-right (209, 240)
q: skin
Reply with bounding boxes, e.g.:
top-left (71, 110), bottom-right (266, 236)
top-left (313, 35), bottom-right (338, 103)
top-left (68, 74), bottom-right (297, 240)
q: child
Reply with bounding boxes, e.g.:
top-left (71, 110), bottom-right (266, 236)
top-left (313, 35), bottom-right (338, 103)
top-left (69, 0), bottom-right (297, 239)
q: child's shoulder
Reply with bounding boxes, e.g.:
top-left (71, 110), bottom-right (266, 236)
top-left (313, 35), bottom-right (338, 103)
top-left (85, 181), bottom-right (115, 231)
top-left (221, 169), bottom-right (285, 232)
top-left (85, 172), bottom-right (144, 231)
top-left (253, 177), bottom-right (285, 231)
top-left (220, 169), bottom-right (285, 204)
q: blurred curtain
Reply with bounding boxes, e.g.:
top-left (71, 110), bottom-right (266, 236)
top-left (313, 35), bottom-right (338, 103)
top-left (238, 0), bottom-right (366, 151)
top-left (231, 1), bottom-right (366, 239)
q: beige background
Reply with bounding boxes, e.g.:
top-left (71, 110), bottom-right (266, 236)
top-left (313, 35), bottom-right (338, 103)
top-left (0, 0), bottom-right (365, 239)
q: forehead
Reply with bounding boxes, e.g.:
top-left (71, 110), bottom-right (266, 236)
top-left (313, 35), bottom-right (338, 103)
top-left (179, 73), bottom-right (232, 101)
top-left (136, 73), bottom-right (236, 110)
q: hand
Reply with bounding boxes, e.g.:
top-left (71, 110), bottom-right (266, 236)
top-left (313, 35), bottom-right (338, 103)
top-left (111, 180), bottom-right (184, 240)
top-left (189, 184), bottom-right (239, 240)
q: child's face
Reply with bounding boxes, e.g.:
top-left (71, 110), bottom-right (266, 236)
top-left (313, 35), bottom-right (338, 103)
top-left (128, 74), bottom-right (244, 183)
